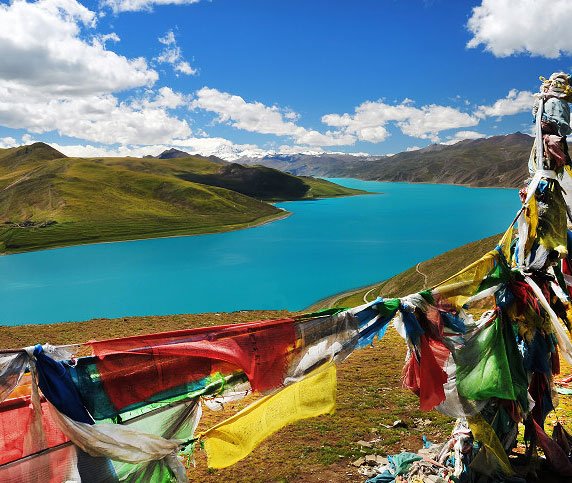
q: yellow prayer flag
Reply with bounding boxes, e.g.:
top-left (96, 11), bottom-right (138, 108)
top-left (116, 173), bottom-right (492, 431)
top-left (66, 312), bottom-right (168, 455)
top-left (468, 414), bottom-right (514, 476)
top-left (432, 251), bottom-right (497, 309)
top-left (498, 225), bottom-right (514, 263)
top-left (523, 196), bottom-right (538, 254)
top-left (203, 363), bottom-right (337, 469)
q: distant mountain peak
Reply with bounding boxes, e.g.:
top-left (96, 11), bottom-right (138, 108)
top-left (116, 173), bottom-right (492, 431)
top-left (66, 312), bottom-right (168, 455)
top-left (145, 148), bottom-right (228, 164)
top-left (156, 148), bottom-right (192, 159)
top-left (3, 142), bottom-right (66, 164)
top-left (505, 131), bottom-right (533, 140)
top-left (207, 154), bottom-right (228, 165)
top-left (27, 142), bottom-right (66, 157)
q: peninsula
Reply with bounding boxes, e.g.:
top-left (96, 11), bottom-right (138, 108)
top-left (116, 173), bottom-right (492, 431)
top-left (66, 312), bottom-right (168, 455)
top-left (0, 143), bottom-right (366, 254)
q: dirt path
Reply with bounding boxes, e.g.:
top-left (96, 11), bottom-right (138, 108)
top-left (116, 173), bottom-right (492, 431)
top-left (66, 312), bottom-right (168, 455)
top-left (362, 286), bottom-right (378, 303)
top-left (415, 261), bottom-right (428, 289)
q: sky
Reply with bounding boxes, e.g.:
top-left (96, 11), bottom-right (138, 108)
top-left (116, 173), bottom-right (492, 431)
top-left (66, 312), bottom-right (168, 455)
top-left (1, 0), bottom-right (572, 159)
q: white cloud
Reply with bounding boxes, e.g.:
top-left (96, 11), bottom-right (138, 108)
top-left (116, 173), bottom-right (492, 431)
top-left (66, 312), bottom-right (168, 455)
top-left (192, 87), bottom-right (302, 136)
top-left (21, 134), bottom-right (34, 145)
top-left (441, 130), bottom-right (486, 145)
top-left (97, 32), bottom-right (121, 46)
top-left (193, 89), bottom-right (486, 147)
top-left (294, 129), bottom-right (355, 147)
top-left (0, 1), bottom-right (196, 146)
top-left (453, 130), bottom-right (486, 140)
top-left (476, 89), bottom-right (534, 118)
top-left (322, 100), bottom-right (479, 143)
top-left (283, 111), bottom-right (300, 121)
top-left (49, 137), bottom-right (266, 160)
top-left (0, 0), bottom-right (157, 96)
top-left (133, 86), bottom-right (191, 110)
top-left (192, 87), bottom-right (354, 146)
top-left (102, 0), bottom-right (201, 13)
top-left (0, 136), bottom-right (17, 148)
top-left (467, 0), bottom-right (572, 58)
top-left (406, 146), bottom-right (421, 152)
top-left (0, 88), bottom-right (191, 145)
top-left (397, 105), bottom-right (478, 141)
top-left (156, 30), bottom-right (197, 76)
top-left (158, 30), bottom-right (176, 46)
top-left (175, 61), bottom-right (196, 75)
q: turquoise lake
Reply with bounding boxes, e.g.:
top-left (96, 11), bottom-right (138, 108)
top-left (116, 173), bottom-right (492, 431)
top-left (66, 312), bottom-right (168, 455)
top-left (0, 179), bottom-right (519, 326)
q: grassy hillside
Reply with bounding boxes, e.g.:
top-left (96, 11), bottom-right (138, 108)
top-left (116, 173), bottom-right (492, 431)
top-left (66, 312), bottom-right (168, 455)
top-left (300, 175), bottom-right (365, 198)
top-left (0, 143), bottom-right (364, 254)
top-left (354, 133), bottom-right (532, 188)
top-left (310, 233), bottom-right (502, 309)
top-left (176, 162), bottom-right (362, 201)
top-left (2, 235), bottom-right (569, 482)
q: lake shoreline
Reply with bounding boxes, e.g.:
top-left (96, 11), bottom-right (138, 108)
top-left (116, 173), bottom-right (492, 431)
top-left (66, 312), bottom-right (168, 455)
top-left (0, 209), bottom-right (293, 257)
top-left (1, 189), bottom-right (374, 257)
top-left (327, 176), bottom-right (518, 190)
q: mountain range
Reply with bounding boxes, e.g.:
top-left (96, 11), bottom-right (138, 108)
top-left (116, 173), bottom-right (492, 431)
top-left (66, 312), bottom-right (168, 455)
top-left (234, 133), bottom-right (535, 188)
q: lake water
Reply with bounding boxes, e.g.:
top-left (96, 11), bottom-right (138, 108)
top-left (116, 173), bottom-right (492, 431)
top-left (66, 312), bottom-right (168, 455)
top-left (0, 179), bottom-right (519, 326)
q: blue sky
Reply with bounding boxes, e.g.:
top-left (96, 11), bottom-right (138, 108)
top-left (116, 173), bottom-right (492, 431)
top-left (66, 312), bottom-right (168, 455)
top-left (0, 0), bottom-right (571, 158)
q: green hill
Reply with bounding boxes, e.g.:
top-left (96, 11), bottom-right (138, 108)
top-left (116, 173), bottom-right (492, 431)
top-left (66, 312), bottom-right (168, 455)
top-left (0, 143), bottom-right (365, 254)
top-left (0, 142), bottom-right (66, 168)
top-left (177, 162), bottom-right (357, 201)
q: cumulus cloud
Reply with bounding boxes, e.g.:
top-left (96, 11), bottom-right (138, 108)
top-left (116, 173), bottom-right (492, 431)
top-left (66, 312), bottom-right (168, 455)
top-left (0, 0), bottom-right (156, 96)
top-left (156, 30), bottom-right (197, 76)
top-left (453, 130), bottom-right (486, 140)
top-left (0, 87), bottom-right (191, 145)
top-left (467, 0), bottom-right (572, 58)
top-left (0, 136), bottom-right (18, 148)
top-left (133, 86), bottom-right (191, 110)
top-left (293, 129), bottom-right (355, 147)
top-left (21, 134), bottom-right (34, 145)
top-left (0, 1), bottom-right (542, 154)
top-left (0, 0), bottom-right (196, 146)
top-left (193, 89), bottom-right (488, 147)
top-left (174, 61), bottom-right (196, 75)
top-left (192, 87), bottom-right (354, 146)
top-left (101, 0), bottom-right (201, 13)
top-left (192, 87), bottom-right (302, 136)
top-left (397, 105), bottom-right (479, 141)
top-left (96, 32), bottom-right (121, 46)
top-left (322, 100), bottom-right (479, 143)
top-left (441, 130), bottom-right (486, 145)
top-left (476, 89), bottom-right (534, 118)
